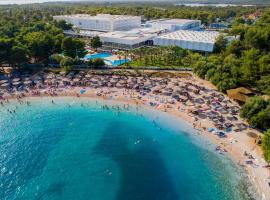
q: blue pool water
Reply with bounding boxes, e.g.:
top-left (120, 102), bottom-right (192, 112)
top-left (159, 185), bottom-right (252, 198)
top-left (84, 52), bottom-right (112, 60)
top-left (84, 53), bottom-right (129, 66)
top-left (0, 97), bottom-right (254, 200)
top-left (105, 59), bottom-right (129, 67)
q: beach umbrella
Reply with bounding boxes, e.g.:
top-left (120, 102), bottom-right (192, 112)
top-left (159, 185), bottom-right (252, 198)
top-left (110, 79), bottom-right (118, 84)
top-left (236, 123), bottom-right (248, 130)
top-left (165, 88), bottom-right (173, 93)
top-left (107, 82), bottom-right (113, 87)
top-left (115, 83), bottom-right (124, 88)
top-left (73, 78), bottom-right (80, 82)
top-left (34, 77), bottom-right (43, 81)
top-left (12, 81), bottom-right (21, 86)
top-left (195, 98), bottom-right (205, 104)
top-left (119, 80), bottom-right (127, 85)
top-left (62, 78), bottom-right (70, 82)
top-left (12, 78), bottom-right (20, 82)
top-left (0, 83), bottom-right (9, 88)
top-left (226, 116), bottom-right (238, 121)
top-left (162, 91), bottom-right (172, 96)
top-left (34, 79), bottom-right (42, 84)
top-left (23, 80), bottom-right (32, 85)
top-left (132, 84), bottom-right (139, 90)
top-left (131, 77), bottom-right (137, 83)
top-left (46, 74), bottom-right (54, 79)
top-left (0, 80), bottom-right (8, 84)
top-left (44, 79), bottom-right (51, 84)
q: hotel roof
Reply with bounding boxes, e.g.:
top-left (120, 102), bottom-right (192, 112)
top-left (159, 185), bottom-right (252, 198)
top-left (54, 14), bottom-right (141, 21)
top-left (155, 30), bottom-right (219, 43)
top-left (147, 18), bottom-right (201, 25)
top-left (99, 28), bottom-right (163, 45)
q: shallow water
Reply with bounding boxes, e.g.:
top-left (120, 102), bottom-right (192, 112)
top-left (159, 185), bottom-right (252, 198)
top-left (0, 97), bottom-right (254, 200)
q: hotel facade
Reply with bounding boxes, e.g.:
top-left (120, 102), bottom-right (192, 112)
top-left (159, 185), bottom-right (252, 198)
top-left (54, 14), bottom-right (224, 52)
top-left (53, 14), bottom-right (141, 32)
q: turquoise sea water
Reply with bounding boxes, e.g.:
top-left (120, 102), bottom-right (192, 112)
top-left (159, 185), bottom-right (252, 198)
top-left (0, 97), bottom-right (254, 200)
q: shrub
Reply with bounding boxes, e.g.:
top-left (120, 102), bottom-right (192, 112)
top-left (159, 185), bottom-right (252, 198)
top-left (50, 53), bottom-right (63, 64)
top-left (87, 59), bottom-right (93, 67)
top-left (60, 56), bottom-right (74, 68)
top-left (92, 58), bottom-right (105, 67)
top-left (240, 96), bottom-right (270, 129)
top-left (262, 130), bottom-right (270, 163)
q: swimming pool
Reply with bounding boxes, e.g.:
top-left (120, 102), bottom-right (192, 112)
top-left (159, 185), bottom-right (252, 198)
top-left (105, 59), bottom-right (129, 67)
top-left (85, 52), bottom-right (129, 66)
top-left (84, 53), bottom-right (112, 60)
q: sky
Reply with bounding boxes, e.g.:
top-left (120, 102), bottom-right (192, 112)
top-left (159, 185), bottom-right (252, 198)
top-left (0, 0), bottom-right (79, 5)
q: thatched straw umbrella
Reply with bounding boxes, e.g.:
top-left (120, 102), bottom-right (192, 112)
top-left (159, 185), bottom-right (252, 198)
top-left (116, 82), bottom-right (124, 88)
top-left (110, 79), bottom-right (117, 86)
top-left (12, 78), bottom-right (20, 82)
top-left (62, 78), bottom-right (70, 85)
top-left (23, 80), bottom-right (32, 86)
top-left (73, 78), bottom-right (81, 86)
top-left (131, 77), bottom-right (137, 83)
top-left (132, 84), bottom-right (140, 90)
top-left (85, 74), bottom-right (92, 78)
top-left (0, 80), bottom-right (8, 84)
top-left (44, 79), bottom-right (52, 86)
top-left (1, 83), bottom-right (10, 89)
top-left (12, 81), bottom-right (21, 87)
top-left (91, 78), bottom-right (99, 84)
top-left (119, 79), bottom-right (127, 85)
top-left (165, 88), bottom-right (173, 93)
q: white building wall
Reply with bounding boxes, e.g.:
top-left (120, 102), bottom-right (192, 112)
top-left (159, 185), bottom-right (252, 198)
top-left (153, 30), bottom-right (219, 52)
top-left (53, 15), bottom-right (141, 32)
top-left (146, 19), bottom-right (201, 32)
top-left (153, 37), bottom-right (216, 52)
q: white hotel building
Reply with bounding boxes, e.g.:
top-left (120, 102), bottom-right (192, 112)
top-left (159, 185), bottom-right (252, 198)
top-left (145, 19), bottom-right (201, 32)
top-left (53, 14), bottom-right (141, 32)
top-left (54, 14), bottom-right (223, 52)
top-left (153, 30), bottom-right (220, 52)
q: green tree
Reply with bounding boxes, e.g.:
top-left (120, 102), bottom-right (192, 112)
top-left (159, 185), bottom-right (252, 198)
top-left (214, 35), bottom-right (227, 53)
top-left (250, 106), bottom-right (270, 130)
top-left (240, 96), bottom-right (268, 118)
top-left (61, 37), bottom-right (86, 58)
top-left (0, 38), bottom-right (14, 66)
top-left (60, 56), bottom-right (74, 73)
top-left (245, 26), bottom-right (270, 51)
top-left (90, 36), bottom-right (102, 50)
top-left (10, 46), bottom-right (28, 68)
top-left (226, 40), bottom-right (243, 56)
top-left (24, 32), bottom-right (55, 62)
top-left (257, 75), bottom-right (270, 95)
top-left (240, 48), bottom-right (260, 84)
top-left (54, 20), bottom-right (72, 30)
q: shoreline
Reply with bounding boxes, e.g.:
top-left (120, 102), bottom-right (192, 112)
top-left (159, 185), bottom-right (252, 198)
top-left (1, 75), bottom-right (269, 199)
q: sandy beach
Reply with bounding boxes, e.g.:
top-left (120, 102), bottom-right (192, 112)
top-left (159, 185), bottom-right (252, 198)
top-left (1, 72), bottom-right (269, 199)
